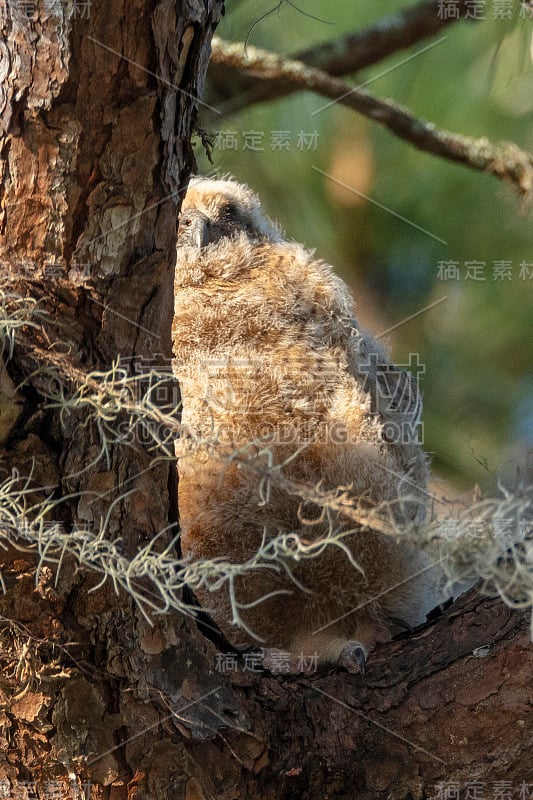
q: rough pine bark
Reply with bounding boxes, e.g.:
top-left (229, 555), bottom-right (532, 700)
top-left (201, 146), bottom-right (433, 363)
top-left (0, 1), bottom-right (531, 799)
top-left (0, 0), bottom-right (229, 795)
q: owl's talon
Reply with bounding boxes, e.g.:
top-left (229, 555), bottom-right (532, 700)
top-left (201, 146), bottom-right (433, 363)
top-left (337, 641), bottom-right (367, 675)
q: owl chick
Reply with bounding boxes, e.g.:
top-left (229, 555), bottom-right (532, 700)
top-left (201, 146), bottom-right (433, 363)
top-left (173, 176), bottom-right (444, 673)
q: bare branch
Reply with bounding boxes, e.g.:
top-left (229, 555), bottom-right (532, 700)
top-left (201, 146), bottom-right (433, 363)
top-left (208, 0), bottom-right (474, 115)
top-left (210, 38), bottom-right (533, 199)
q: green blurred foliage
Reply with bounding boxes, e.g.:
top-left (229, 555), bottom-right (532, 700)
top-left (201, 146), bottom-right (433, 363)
top-left (196, 0), bottom-right (533, 489)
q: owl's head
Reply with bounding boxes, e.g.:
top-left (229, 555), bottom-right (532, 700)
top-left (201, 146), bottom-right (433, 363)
top-left (177, 176), bottom-right (283, 249)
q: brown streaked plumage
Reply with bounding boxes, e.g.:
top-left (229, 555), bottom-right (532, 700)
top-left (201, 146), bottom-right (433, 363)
top-left (173, 176), bottom-right (444, 673)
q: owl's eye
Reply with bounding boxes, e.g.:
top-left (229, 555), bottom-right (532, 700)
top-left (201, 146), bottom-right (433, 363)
top-left (220, 202), bottom-right (239, 218)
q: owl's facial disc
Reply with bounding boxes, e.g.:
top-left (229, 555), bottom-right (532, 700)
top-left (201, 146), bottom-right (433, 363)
top-left (178, 195), bottom-right (268, 249)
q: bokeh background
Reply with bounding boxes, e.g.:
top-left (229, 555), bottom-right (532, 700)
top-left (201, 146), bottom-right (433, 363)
top-left (196, 0), bottom-right (533, 493)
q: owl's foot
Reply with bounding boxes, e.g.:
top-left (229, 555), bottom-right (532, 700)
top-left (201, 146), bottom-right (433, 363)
top-left (337, 640), bottom-right (367, 675)
top-left (261, 642), bottom-right (367, 675)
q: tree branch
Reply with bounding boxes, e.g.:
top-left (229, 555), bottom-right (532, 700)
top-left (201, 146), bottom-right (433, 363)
top-left (207, 0), bottom-right (474, 115)
top-left (182, 591), bottom-right (533, 798)
top-left (210, 37), bottom-right (533, 199)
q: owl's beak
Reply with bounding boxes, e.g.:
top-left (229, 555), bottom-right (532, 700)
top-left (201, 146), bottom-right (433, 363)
top-left (178, 210), bottom-right (211, 248)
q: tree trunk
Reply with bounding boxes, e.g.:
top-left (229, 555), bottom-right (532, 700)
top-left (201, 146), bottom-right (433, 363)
top-left (0, 2), bottom-right (531, 799)
top-left (0, 0), bottom-right (227, 795)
